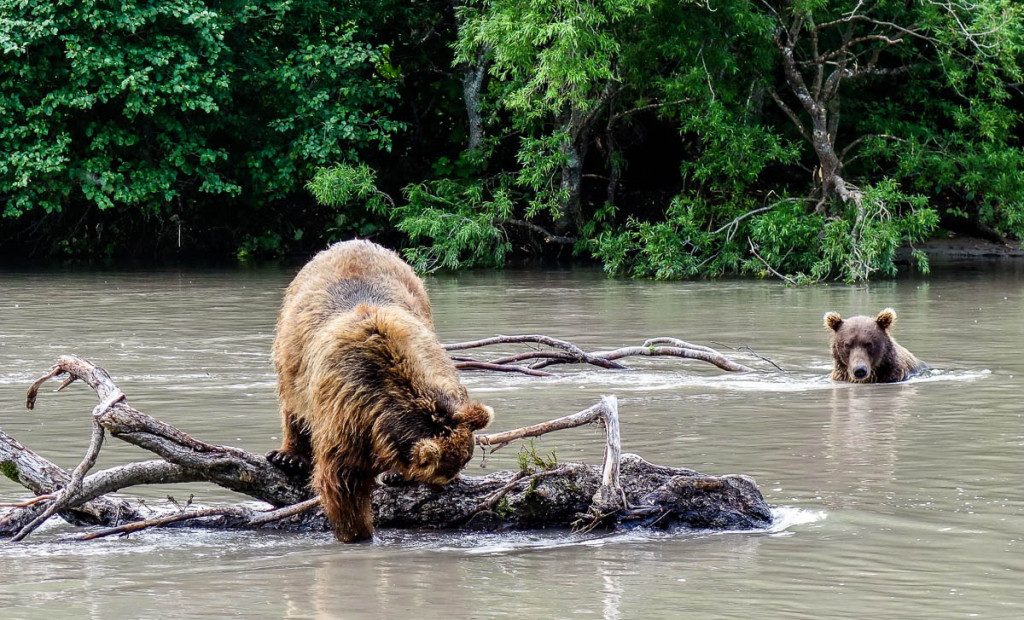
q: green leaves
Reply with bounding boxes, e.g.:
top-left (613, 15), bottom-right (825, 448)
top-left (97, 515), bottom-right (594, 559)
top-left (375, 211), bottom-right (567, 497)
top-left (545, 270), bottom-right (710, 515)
top-left (0, 0), bottom-right (404, 255)
top-left (580, 0), bottom-right (1021, 282)
top-left (396, 179), bottom-right (513, 272)
top-left (309, 162), bottom-right (512, 271)
top-left (0, 0), bottom-right (240, 214)
top-left (3, 0), bottom-right (1021, 275)
top-left (457, 0), bottom-right (632, 116)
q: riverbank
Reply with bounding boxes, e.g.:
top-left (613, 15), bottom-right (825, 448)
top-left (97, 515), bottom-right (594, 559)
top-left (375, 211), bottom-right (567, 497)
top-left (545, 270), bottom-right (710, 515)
top-left (901, 234), bottom-right (1024, 265)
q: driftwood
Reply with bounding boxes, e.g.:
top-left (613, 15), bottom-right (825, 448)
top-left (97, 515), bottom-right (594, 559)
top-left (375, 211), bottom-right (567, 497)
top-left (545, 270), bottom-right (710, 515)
top-left (0, 354), bottom-right (773, 542)
top-left (444, 334), bottom-right (758, 376)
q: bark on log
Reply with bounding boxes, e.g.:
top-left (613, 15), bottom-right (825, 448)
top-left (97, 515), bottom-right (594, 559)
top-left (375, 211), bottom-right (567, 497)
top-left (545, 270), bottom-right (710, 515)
top-left (0, 355), bottom-right (774, 540)
top-left (0, 427), bottom-right (147, 530)
top-left (374, 455), bottom-right (771, 533)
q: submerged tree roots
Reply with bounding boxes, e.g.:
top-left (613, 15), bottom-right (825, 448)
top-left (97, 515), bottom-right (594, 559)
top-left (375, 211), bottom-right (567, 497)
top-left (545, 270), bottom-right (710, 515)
top-left (0, 338), bottom-right (772, 542)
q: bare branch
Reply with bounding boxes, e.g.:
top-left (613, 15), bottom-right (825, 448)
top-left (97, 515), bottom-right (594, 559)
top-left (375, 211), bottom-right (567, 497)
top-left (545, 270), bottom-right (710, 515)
top-left (641, 337), bottom-right (721, 354)
top-left (499, 219), bottom-right (577, 245)
top-left (443, 335), bottom-right (626, 370)
top-left (748, 238), bottom-right (800, 286)
top-left (477, 397), bottom-right (617, 453)
top-left (76, 496), bottom-right (323, 541)
top-left (838, 133), bottom-right (909, 162)
top-left (768, 88), bottom-right (812, 144)
top-left (811, 34), bottom-right (903, 66)
top-left (0, 494), bottom-right (53, 508)
top-left (11, 415), bottom-right (106, 542)
top-left (711, 205), bottom-right (776, 237)
top-left (809, 14), bottom-right (824, 98)
top-left (609, 98), bottom-right (693, 124)
top-left (454, 361), bottom-right (554, 377)
top-left (589, 346), bottom-right (754, 373)
top-left (76, 507), bottom-right (241, 541)
top-left (477, 350), bottom-right (576, 365)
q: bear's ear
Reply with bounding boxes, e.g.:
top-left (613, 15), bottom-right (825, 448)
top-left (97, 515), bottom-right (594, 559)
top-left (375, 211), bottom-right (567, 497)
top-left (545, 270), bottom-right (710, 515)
top-left (412, 438), bottom-right (442, 467)
top-left (875, 308), bottom-right (897, 331)
top-left (454, 403), bottom-right (494, 431)
top-left (824, 311), bottom-right (843, 331)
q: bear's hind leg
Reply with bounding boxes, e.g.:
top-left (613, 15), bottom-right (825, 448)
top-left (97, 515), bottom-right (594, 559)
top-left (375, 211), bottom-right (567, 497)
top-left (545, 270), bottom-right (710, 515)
top-left (314, 451), bottom-right (375, 542)
top-left (266, 413), bottom-right (313, 477)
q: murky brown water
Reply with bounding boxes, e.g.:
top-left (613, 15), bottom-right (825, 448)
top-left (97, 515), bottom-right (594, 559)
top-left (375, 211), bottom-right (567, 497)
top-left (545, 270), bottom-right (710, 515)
top-left (1, 263), bottom-right (1022, 618)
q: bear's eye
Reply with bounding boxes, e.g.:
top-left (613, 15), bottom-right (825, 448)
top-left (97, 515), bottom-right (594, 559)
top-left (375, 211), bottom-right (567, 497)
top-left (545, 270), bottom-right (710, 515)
top-left (864, 342), bottom-right (872, 350)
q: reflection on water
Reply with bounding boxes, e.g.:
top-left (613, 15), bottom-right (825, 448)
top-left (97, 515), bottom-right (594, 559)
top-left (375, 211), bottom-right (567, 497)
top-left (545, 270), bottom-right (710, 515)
top-left (2, 264), bottom-right (1024, 618)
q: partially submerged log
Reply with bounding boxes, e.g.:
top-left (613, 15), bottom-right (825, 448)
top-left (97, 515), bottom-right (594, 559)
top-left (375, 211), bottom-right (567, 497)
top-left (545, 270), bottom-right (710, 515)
top-left (0, 355), bottom-right (773, 541)
top-left (444, 334), bottom-right (762, 376)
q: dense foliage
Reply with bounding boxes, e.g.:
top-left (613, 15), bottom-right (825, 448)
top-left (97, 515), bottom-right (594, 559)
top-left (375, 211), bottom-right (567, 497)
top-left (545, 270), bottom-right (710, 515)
top-left (0, 0), bottom-right (407, 256)
top-left (2, 0), bottom-right (1023, 281)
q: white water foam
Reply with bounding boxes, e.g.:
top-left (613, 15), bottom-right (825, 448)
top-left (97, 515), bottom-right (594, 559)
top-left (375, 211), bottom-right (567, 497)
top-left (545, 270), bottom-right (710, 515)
top-left (416, 506), bottom-right (828, 555)
top-left (462, 367), bottom-right (991, 395)
top-left (0, 504), bottom-right (828, 558)
top-left (764, 505), bottom-right (828, 535)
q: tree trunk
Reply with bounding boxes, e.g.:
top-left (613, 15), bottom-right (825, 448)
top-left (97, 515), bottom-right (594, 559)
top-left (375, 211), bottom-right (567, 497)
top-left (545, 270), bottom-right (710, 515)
top-left (555, 130), bottom-right (587, 236)
top-left (553, 81), bottom-right (617, 236)
top-left (462, 52), bottom-right (489, 153)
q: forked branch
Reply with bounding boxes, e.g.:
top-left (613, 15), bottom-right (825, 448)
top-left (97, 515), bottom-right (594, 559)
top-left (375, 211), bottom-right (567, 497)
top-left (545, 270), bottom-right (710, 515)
top-left (444, 334), bottom-right (757, 374)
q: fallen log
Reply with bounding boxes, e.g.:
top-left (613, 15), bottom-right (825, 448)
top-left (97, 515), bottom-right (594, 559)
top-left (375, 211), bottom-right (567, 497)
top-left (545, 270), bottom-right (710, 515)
top-left (0, 355), bottom-right (773, 541)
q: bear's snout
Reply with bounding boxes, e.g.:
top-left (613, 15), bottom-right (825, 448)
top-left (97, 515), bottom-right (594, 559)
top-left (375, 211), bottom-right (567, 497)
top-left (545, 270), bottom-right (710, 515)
top-left (852, 364), bottom-right (870, 380)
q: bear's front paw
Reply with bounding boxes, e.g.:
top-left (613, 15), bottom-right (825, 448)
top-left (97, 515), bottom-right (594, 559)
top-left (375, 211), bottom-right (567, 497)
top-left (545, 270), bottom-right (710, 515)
top-left (266, 449), bottom-right (311, 477)
top-left (378, 469), bottom-right (410, 487)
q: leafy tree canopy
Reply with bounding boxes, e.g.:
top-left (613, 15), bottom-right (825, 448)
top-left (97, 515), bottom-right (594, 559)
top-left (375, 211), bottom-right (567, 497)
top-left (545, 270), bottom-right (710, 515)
top-left (3, 0), bottom-right (1022, 281)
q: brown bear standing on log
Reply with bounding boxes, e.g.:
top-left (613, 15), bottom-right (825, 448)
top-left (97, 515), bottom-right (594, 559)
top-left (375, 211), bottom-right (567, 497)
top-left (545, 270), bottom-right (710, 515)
top-left (267, 240), bottom-right (494, 542)
top-left (824, 308), bottom-right (927, 383)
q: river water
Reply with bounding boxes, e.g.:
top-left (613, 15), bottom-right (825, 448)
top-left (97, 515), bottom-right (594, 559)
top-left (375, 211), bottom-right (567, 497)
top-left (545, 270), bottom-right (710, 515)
top-left (0, 263), bottom-right (1021, 618)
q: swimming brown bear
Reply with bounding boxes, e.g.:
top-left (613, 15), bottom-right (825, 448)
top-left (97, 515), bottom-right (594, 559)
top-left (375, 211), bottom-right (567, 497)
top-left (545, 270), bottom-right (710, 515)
top-left (824, 308), bottom-right (927, 383)
top-left (267, 240), bottom-right (494, 542)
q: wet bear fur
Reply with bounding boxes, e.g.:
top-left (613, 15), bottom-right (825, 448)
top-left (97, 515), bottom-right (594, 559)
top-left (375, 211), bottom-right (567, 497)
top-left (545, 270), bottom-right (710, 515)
top-left (824, 308), bottom-right (926, 383)
top-left (267, 240), bottom-right (493, 542)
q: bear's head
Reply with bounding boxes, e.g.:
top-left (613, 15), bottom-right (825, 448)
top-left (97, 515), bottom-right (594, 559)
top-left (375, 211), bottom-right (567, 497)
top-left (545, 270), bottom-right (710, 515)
top-left (407, 402), bottom-right (494, 485)
top-left (824, 308), bottom-right (897, 382)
